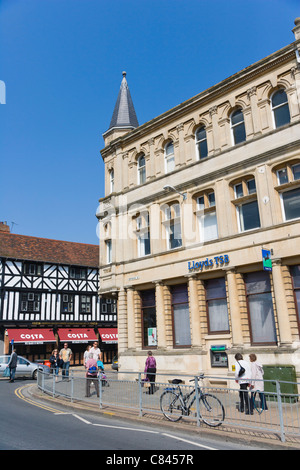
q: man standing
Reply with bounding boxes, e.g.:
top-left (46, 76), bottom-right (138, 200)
top-left (90, 341), bottom-right (102, 362)
top-left (59, 343), bottom-right (73, 380)
top-left (8, 348), bottom-right (18, 383)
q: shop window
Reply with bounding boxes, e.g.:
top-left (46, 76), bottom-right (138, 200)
top-left (141, 290), bottom-right (157, 348)
top-left (230, 108), bottom-right (246, 145)
top-left (171, 284), bottom-right (191, 347)
top-left (244, 271), bottom-right (277, 345)
top-left (271, 89), bottom-right (290, 129)
top-left (205, 278), bottom-right (229, 333)
top-left (165, 141), bottom-right (175, 173)
top-left (232, 177), bottom-right (261, 232)
top-left (291, 266), bottom-right (300, 333)
top-left (195, 191), bottom-right (218, 242)
top-left (274, 162), bottom-right (300, 222)
top-left (195, 126), bottom-right (208, 159)
top-left (138, 154), bottom-right (146, 185)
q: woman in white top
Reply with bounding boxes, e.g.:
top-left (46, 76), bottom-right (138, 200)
top-left (249, 353), bottom-right (268, 411)
top-left (234, 353), bottom-right (253, 414)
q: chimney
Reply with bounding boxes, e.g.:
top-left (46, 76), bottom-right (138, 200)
top-left (0, 222), bottom-right (10, 233)
top-left (292, 17), bottom-right (300, 41)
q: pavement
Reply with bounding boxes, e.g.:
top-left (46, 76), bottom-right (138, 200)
top-left (24, 370), bottom-right (300, 450)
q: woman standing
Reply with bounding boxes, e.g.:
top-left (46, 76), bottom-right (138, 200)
top-left (49, 349), bottom-right (60, 381)
top-left (144, 351), bottom-right (156, 395)
top-left (249, 353), bottom-right (268, 411)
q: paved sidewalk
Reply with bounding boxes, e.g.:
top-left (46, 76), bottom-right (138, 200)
top-left (30, 373), bottom-right (300, 450)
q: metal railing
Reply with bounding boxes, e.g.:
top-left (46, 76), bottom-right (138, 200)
top-left (37, 369), bottom-right (300, 443)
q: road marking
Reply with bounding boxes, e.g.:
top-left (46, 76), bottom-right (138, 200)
top-left (72, 414), bottom-right (91, 425)
top-left (162, 432), bottom-right (217, 450)
top-left (15, 385), bottom-right (65, 414)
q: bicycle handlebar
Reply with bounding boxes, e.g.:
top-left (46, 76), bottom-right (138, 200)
top-left (189, 373), bottom-right (205, 382)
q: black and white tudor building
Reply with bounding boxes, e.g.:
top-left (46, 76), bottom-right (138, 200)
top-left (0, 222), bottom-right (117, 365)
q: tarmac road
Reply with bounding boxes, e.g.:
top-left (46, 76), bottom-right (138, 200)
top-left (0, 379), bottom-right (269, 452)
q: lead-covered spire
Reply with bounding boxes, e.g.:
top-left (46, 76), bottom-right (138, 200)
top-left (108, 72), bottom-right (139, 131)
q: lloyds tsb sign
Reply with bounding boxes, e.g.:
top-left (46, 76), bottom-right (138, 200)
top-left (188, 254), bottom-right (229, 272)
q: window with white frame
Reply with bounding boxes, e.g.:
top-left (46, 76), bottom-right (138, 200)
top-left (61, 294), bottom-right (74, 314)
top-left (233, 177), bottom-right (261, 232)
top-left (137, 154), bottom-right (146, 185)
top-left (195, 191), bottom-right (218, 242)
top-left (163, 203), bottom-right (182, 250)
top-left (195, 126), bottom-right (208, 159)
top-left (20, 292), bottom-right (41, 313)
top-left (135, 212), bottom-right (151, 257)
top-left (230, 108), bottom-right (246, 145)
top-left (80, 295), bottom-right (92, 314)
top-left (165, 141), bottom-right (175, 173)
top-left (271, 89), bottom-right (290, 129)
top-left (275, 162), bottom-right (300, 221)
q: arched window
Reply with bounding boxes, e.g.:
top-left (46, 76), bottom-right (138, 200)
top-left (271, 89), bottom-right (290, 128)
top-left (138, 155), bottom-right (146, 185)
top-left (230, 109), bottom-right (246, 145)
top-left (195, 126), bottom-right (208, 159)
top-left (165, 141), bottom-right (175, 173)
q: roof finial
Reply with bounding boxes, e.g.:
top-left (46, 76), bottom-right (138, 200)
top-left (122, 71), bottom-right (127, 77)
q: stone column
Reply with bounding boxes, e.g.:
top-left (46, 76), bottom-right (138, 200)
top-left (224, 267), bottom-right (243, 347)
top-left (154, 280), bottom-right (167, 349)
top-left (187, 274), bottom-right (202, 348)
top-left (271, 259), bottom-right (293, 346)
top-left (126, 286), bottom-right (136, 350)
top-left (117, 288), bottom-right (128, 353)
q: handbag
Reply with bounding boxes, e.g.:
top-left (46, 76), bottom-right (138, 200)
top-left (238, 361), bottom-right (246, 377)
top-left (3, 367), bottom-right (10, 377)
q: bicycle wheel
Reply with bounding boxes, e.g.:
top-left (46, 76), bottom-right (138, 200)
top-left (199, 394), bottom-right (225, 427)
top-left (160, 390), bottom-right (183, 422)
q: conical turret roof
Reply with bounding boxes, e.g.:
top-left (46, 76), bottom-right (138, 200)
top-left (108, 72), bottom-right (139, 131)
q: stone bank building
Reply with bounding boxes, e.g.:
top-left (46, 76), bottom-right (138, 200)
top-left (97, 19), bottom-right (300, 379)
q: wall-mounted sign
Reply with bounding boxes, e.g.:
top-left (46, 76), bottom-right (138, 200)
top-left (188, 254), bottom-right (229, 272)
top-left (262, 249), bottom-right (272, 272)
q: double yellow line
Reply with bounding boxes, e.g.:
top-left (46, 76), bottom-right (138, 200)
top-left (15, 384), bottom-right (65, 414)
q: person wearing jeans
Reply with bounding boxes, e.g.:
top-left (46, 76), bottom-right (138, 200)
top-left (234, 353), bottom-right (253, 415)
top-left (59, 343), bottom-right (73, 380)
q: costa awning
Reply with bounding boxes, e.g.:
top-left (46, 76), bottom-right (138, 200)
top-left (99, 328), bottom-right (118, 343)
top-left (6, 328), bottom-right (56, 344)
top-left (58, 328), bottom-right (98, 343)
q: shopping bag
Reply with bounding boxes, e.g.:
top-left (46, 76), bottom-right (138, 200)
top-left (3, 367), bottom-right (10, 377)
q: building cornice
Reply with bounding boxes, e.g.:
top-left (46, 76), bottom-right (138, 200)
top-left (100, 41), bottom-right (299, 160)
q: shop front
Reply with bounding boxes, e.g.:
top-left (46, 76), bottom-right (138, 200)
top-left (99, 328), bottom-right (118, 364)
top-left (57, 328), bottom-right (98, 365)
top-left (5, 328), bottom-right (56, 363)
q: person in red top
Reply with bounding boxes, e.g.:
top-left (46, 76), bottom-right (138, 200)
top-left (85, 353), bottom-right (99, 398)
top-left (144, 351), bottom-right (156, 395)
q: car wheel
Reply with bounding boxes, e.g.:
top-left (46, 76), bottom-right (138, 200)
top-left (32, 370), bottom-right (38, 380)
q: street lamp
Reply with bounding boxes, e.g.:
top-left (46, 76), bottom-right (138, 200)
top-left (163, 185), bottom-right (187, 200)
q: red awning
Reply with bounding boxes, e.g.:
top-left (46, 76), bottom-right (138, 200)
top-left (58, 328), bottom-right (98, 343)
top-left (6, 328), bottom-right (56, 344)
top-left (99, 328), bottom-right (118, 343)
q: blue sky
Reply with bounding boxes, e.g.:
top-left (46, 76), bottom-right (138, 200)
top-left (0, 0), bottom-right (299, 244)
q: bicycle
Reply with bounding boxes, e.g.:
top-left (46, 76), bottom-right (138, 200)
top-left (160, 374), bottom-right (225, 427)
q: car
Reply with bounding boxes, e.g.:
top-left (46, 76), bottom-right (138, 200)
top-left (111, 355), bottom-right (118, 371)
top-left (0, 355), bottom-right (50, 380)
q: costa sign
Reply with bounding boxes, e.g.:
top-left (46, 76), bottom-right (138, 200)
top-left (21, 333), bottom-right (45, 340)
top-left (66, 333), bottom-right (89, 340)
top-left (100, 329), bottom-right (118, 343)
